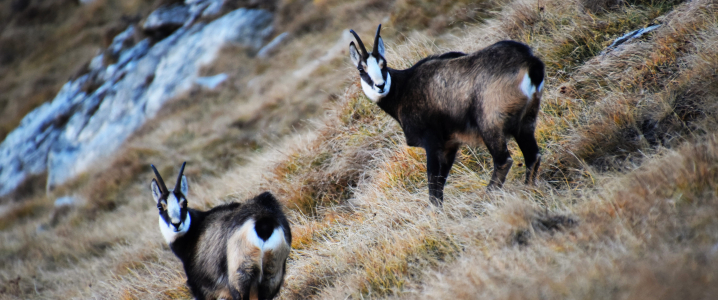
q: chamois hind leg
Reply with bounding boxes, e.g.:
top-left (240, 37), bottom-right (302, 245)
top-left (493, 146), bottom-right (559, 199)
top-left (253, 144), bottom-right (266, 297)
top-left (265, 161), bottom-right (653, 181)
top-left (484, 134), bottom-right (512, 189)
top-left (515, 129), bottom-right (541, 185)
top-left (425, 142), bottom-right (459, 206)
top-left (229, 263), bottom-right (258, 300)
top-left (515, 109), bottom-right (541, 185)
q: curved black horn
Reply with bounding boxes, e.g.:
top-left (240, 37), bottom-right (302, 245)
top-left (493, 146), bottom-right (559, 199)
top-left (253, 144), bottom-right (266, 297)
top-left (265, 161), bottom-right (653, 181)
top-left (349, 29), bottom-right (368, 57)
top-left (372, 24), bottom-right (382, 55)
top-left (151, 164), bottom-right (168, 194)
top-left (174, 162), bottom-right (186, 193)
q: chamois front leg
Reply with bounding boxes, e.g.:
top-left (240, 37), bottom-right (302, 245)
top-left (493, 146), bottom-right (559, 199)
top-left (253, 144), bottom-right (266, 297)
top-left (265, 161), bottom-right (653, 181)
top-left (485, 135), bottom-right (513, 189)
top-left (425, 143), bottom-right (459, 206)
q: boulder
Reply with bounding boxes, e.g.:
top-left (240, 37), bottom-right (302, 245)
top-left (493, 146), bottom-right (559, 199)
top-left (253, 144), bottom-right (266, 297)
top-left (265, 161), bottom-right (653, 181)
top-left (0, 8), bottom-right (274, 196)
top-left (601, 24), bottom-right (661, 55)
top-left (195, 73), bottom-right (229, 89)
top-left (142, 4), bottom-right (191, 38)
top-left (257, 32), bottom-right (290, 59)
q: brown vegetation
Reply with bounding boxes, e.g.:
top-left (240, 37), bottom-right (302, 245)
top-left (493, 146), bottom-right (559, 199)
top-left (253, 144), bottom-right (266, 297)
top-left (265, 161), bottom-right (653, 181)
top-left (2, 0), bottom-right (718, 299)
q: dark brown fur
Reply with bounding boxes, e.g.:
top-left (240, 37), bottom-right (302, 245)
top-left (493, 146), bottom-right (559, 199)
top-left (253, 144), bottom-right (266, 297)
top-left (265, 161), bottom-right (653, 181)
top-left (168, 192), bottom-right (292, 300)
top-left (352, 37), bottom-right (545, 205)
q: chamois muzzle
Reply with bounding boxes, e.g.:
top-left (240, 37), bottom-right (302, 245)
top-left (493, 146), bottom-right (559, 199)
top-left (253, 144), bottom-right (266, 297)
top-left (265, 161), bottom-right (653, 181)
top-left (376, 82), bottom-right (385, 92)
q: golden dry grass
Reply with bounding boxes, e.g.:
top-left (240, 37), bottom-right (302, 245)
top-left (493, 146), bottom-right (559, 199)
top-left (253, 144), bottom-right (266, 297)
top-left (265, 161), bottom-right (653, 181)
top-left (2, 0), bottom-right (718, 299)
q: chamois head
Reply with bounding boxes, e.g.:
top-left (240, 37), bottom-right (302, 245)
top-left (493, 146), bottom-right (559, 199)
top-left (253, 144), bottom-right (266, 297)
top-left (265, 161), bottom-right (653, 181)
top-left (150, 162), bottom-right (190, 244)
top-left (349, 24), bottom-right (390, 102)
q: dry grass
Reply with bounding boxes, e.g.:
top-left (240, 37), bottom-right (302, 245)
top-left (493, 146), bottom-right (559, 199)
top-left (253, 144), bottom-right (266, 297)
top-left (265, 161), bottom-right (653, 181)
top-left (2, 0), bottom-right (718, 299)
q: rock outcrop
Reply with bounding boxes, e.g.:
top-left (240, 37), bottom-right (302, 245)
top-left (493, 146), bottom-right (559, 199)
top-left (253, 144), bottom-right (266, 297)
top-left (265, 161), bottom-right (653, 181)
top-left (0, 4), bottom-right (273, 197)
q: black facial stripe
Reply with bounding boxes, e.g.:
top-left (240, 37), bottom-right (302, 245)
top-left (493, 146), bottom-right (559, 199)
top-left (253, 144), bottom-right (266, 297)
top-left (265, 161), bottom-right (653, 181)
top-left (160, 209), bottom-right (171, 224)
top-left (360, 72), bottom-right (373, 86)
top-left (158, 193), bottom-right (188, 226)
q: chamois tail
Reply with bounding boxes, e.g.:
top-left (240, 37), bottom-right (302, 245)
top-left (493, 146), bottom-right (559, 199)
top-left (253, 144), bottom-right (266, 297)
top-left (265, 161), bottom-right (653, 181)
top-left (527, 56), bottom-right (545, 89)
top-left (519, 56), bottom-right (546, 101)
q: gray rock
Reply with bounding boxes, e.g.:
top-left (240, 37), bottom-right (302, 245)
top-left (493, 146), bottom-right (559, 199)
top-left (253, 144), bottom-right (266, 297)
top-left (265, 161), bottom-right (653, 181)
top-left (142, 4), bottom-right (191, 35)
top-left (0, 8), bottom-right (274, 196)
top-left (202, 0), bottom-right (226, 17)
top-left (601, 24), bottom-right (661, 55)
top-left (144, 8), bottom-right (273, 116)
top-left (108, 25), bottom-right (137, 56)
top-left (185, 0), bottom-right (227, 20)
top-left (257, 32), bottom-right (290, 59)
top-left (195, 73), bottom-right (229, 89)
top-left (54, 196), bottom-right (76, 207)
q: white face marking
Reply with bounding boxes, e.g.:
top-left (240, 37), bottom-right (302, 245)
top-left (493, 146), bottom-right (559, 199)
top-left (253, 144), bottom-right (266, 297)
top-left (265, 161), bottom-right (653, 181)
top-left (361, 70), bottom-right (391, 103)
top-left (166, 193), bottom-right (183, 225)
top-left (366, 56), bottom-right (384, 86)
top-left (159, 210), bottom-right (190, 244)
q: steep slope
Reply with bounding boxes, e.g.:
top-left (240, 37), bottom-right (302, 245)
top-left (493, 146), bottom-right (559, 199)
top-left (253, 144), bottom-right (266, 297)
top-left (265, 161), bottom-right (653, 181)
top-left (2, 0), bottom-right (718, 299)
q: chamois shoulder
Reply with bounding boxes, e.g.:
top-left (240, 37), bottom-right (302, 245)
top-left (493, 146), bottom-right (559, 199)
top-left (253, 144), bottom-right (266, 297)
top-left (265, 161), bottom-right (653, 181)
top-left (410, 51), bottom-right (468, 69)
top-left (204, 202), bottom-right (242, 214)
top-left (487, 40), bottom-right (534, 56)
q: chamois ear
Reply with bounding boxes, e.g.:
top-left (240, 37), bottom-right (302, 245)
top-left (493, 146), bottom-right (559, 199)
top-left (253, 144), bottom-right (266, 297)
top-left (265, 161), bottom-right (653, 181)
top-left (349, 42), bottom-right (362, 67)
top-left (180, 175), bottom-right (188, 196)
top-left (150, 179), bottom-right (163, 202)
top-left (376, 37), bottom-right (385, 57)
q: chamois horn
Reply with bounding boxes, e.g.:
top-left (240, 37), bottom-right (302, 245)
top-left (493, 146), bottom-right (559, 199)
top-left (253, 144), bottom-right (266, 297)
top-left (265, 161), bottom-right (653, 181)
top-left (174, 162), bottom-right (186, 194)
top-left (349, 29), bottom-right (369, 58)
top-left (151, 164), bottom-right (169, 195)
top-left (372, 24), bottom-right (382, 56)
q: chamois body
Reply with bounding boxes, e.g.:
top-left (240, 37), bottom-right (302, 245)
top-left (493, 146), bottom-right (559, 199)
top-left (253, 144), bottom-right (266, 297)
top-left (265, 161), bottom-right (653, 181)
top-left (150, 163), bottom-right (291, 300)
top-left (349, 26), bottom-right (545, 205)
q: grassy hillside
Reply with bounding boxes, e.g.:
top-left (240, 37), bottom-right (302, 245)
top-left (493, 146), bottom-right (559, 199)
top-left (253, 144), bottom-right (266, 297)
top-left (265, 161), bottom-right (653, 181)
top-left (2, 0), bottom-right (718, 299)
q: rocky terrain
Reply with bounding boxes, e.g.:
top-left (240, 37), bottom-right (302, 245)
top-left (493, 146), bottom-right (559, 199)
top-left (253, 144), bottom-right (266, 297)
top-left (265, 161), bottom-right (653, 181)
top-left (0, 1), bottom-right (272, 197)
top-left (1, 0), bottom-right (717, 299)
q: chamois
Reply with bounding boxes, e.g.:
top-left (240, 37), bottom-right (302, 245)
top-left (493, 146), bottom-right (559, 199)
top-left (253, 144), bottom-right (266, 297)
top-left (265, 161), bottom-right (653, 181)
top-left (149, 162), bottom-right (291, 300)
top-left (349, 25), bottom-right (545, 205)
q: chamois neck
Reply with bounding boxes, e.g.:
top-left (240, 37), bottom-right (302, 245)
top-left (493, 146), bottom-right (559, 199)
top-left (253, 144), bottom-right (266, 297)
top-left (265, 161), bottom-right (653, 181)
top-left (167, 209), bottom-right (203, 259)
top-left (375, 68), bottom-right (406, 121)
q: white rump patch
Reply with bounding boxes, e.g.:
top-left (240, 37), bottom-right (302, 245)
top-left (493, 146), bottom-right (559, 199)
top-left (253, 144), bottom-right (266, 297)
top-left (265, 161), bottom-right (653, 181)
top-left (519, 73), bottom-right (543, 102)
top-left (160, 212), bottom-right (190, 244)
top-left (240, 219), bottom-right (287, 252)
top-left (262, 227), bottom-right (287, 252)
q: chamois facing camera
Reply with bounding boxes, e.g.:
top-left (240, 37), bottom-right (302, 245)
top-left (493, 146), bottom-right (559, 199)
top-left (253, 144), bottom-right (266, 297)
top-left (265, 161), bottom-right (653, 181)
top-left (150, 162), bottom-right (292, 300)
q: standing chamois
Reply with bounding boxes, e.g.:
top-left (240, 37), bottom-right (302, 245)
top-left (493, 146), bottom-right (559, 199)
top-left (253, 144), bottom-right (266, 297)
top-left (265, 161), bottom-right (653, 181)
top-left (349, 25), bottom-right (545, 205)
top-left (149, 162), bottom-right (291, 300)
